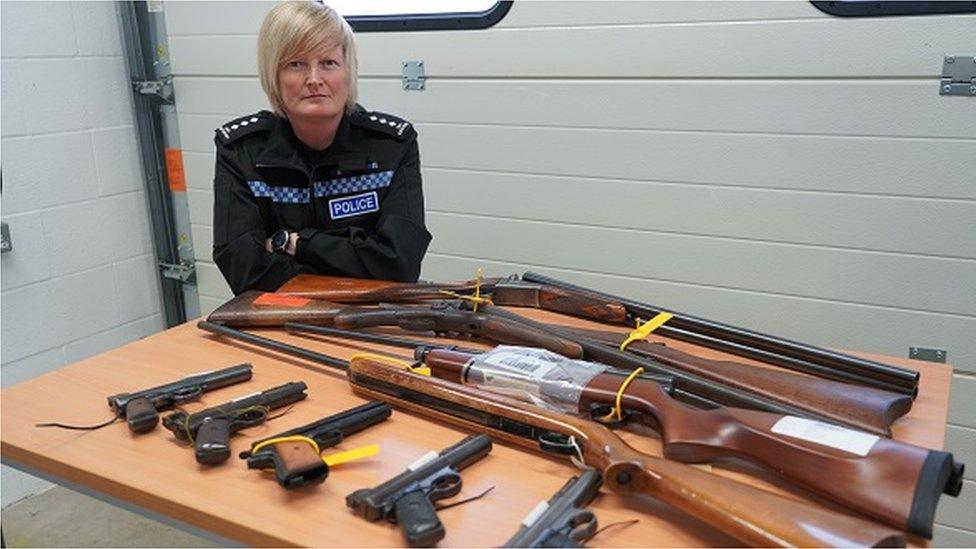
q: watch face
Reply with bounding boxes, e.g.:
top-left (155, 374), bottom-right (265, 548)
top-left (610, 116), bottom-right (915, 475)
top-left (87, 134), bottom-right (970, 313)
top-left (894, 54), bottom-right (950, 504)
top-left (272, 230), bottom-right (289, 251)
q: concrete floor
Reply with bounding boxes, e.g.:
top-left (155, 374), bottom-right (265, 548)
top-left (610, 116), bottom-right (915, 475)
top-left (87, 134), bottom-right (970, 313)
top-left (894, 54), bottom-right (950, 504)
top-left (2, 486), bottom-right (220, 548)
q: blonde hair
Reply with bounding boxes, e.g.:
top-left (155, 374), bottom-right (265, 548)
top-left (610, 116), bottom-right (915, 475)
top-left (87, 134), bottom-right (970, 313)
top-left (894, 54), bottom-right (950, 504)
top-left (257, 2), bottom-right (358, 115)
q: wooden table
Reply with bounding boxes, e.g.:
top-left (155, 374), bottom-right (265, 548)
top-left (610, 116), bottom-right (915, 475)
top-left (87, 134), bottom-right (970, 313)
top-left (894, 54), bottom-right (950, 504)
top-left (1, 308), bottom-right (952, 547)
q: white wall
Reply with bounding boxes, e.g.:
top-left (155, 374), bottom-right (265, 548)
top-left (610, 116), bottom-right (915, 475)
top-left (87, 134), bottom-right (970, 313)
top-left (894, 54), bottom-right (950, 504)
top-left (1, 1), bottom-right (165, 507)
top-left (165, 1), bottom-right (975, 543)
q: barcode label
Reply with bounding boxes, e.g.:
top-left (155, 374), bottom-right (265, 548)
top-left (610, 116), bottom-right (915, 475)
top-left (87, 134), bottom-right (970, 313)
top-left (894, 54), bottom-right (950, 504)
top-left (771, 416), bottom-right (879, 456)
top-left (483, 352), bottom-right (557, 378)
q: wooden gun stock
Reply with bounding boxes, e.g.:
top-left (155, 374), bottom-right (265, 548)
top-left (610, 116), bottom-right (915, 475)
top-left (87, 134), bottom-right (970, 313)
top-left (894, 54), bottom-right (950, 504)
top-left (347, 357), bottom-right (905, 548)
top-left (565, 326), bottom-right (912, 436)
top-left (277, 274), bottom-right (505, 303)
top-left (206, 291), bottom-right (345, 327)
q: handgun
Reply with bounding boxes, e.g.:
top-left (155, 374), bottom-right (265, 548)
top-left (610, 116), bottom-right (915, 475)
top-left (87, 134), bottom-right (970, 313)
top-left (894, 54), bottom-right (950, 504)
top-left (503, 468), bottom-right (602, 547)
top-left (107, 363), bottom-right (253, 433)
top-left (240, 400), bottom-right (392, 488)
top-left (346, 434), bottom-right (492, 547)
top-left (161, 381), bottom-right (308, 465)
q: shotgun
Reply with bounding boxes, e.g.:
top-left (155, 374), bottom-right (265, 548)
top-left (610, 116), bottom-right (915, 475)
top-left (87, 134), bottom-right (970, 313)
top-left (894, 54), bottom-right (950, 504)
top-left (209, 295), bottom-right (910, 436)
top-left (196, 321), bottom-right (905, 547)
top-left (275, 273), bottom-right (919, 396)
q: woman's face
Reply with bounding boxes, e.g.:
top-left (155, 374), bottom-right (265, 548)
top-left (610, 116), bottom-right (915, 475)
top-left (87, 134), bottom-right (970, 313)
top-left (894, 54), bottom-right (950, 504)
top-left (278, 44), bottom-right (348, 121)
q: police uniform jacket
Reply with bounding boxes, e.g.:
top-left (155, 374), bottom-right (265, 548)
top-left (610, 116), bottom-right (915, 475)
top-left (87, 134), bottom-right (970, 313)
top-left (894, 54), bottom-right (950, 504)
top-left (213, 105), bottom-right (432, 295)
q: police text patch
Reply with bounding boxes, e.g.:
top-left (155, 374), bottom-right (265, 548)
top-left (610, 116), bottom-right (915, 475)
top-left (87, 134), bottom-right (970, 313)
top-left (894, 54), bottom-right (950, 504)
top-left (329, 191), bottom-right (379, 220)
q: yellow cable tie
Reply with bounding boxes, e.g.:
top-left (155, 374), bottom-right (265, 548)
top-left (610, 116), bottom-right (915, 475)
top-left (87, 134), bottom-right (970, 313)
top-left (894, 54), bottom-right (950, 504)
top-left (349, 352), bottom-right (430, 376)
top-left (619, 312), bottom-right (673, 351)
top-left (599, 367), bottom-right (644, 422)
top-left (250, 435), bottom-right (320, 456)
top-left (323, 444), bottom-right (380, 466)
top-left (437, 289), bottom-right (494, 309)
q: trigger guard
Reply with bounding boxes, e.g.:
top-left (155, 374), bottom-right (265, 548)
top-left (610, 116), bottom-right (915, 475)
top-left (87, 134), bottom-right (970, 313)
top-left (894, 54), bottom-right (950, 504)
top-left (567, 510), bottom-right (598, 542)
top-left (538, 432), bottom-right (579, 456)
top-left (425, 471), bottom-right (462, 502)
top-left (229, 408), bottom-right (268, 430)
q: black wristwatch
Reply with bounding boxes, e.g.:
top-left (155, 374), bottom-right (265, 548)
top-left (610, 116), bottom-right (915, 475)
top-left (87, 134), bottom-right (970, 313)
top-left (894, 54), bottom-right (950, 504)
top-left (271, 229), bottom-right (290, 253)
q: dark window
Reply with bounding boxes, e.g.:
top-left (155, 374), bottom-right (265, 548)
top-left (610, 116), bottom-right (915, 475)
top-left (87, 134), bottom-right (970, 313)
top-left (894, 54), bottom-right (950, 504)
top-left (332, 1), bottom-right (512, 32)
top-left (812, 1), bottom-right (976, 16)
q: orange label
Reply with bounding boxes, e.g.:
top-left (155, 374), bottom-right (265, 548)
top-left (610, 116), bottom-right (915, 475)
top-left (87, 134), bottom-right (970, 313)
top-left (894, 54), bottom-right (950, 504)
top-left (165, 148), bottom-right (186, 191)
top-left (253, 293), bottom-right (312, 307)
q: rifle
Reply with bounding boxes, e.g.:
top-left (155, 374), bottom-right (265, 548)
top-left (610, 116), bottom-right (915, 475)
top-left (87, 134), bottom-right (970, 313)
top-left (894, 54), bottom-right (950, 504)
top-left (276, 273), bottom-right (919, 396)
top-left (162, 381), bottom-right (308, 465)
top-left (287, 312), bottom-right (911, 437)
top-left (421, 345), bottom-right (962, 538)
top-left (331, 302), bottom-right (908, 436)
top-left (197, 321), bottom-right (907, 547)
top-left (347, 434), bottom-right (493, 547)
top-left (503, 468), bottom-right (602, 548)
top-left (240, 401), bottom-right (391, 489)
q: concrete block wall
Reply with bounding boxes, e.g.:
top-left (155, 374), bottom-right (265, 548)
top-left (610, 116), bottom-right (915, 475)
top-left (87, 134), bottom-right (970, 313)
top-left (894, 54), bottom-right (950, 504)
top-left (1, 1), bottom-right (165, 507)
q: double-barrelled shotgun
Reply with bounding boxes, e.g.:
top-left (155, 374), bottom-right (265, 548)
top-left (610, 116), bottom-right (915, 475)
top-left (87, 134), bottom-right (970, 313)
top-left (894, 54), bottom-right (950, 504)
top-left (196, 320), bottom-right (908, 547)
top-left (207, 292), bottom-right (911, 436)
top-left (275, 273), bottom-right (920, 397)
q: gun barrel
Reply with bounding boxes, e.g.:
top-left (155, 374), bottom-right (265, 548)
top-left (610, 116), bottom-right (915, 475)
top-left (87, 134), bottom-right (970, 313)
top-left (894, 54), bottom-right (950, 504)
top-left (107, 363), bottom-right (253, 415)
top-left (245, 401), bottom-right (391, 456)
top-left (163, 381), bottom-right (308, 439)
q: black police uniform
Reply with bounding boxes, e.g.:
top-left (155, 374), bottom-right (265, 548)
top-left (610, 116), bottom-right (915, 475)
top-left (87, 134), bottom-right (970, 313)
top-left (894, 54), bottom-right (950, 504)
top-left (212, 105), bottom-right (432, 295)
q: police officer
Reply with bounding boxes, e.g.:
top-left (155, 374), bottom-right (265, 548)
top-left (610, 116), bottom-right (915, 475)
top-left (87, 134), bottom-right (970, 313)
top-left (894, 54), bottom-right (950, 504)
top-left (213, 2), bottom-right (431, 295)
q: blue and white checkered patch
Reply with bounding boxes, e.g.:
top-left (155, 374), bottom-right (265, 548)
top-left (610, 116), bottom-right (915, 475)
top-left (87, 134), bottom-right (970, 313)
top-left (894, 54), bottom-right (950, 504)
top-left (247, 181), bottom-right (310, 204)
top-left (313, 170), bottom-right (394, 198)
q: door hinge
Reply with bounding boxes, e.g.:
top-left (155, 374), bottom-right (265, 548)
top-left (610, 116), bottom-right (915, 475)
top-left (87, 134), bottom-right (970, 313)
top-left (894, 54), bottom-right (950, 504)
top-left (133, 76), bottom-right (174, 102)
top-left (159, 260), bottom-right (195, 283)
top-left (401, 60), bottom-right (426, 91)
top-left (939, 55), bottom-right (976, 96)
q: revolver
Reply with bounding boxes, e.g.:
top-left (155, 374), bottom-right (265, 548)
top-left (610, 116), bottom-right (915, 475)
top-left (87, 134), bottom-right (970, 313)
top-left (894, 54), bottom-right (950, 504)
top-left (107, 363), bottom-right (253, 433)
top-left (346, 434), bottom-right (492, 547)
top-left (162, 381), bottom-right (308, 465)
top-left (503, 468), bottom-right (602, 547)
top-left (240, 400), bottom-right (392, 489)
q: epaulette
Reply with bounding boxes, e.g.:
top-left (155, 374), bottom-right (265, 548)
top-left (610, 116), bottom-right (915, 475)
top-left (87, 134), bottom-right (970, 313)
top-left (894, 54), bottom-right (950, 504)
top-left (215, 111), bottom-right (274, 145)
top-left (350, 109), bottom-right (414, 141)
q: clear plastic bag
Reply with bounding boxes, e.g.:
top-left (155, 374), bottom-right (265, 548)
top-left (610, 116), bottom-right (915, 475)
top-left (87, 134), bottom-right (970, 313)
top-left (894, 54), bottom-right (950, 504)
top-left (463, 346), bottom-right (608, 413)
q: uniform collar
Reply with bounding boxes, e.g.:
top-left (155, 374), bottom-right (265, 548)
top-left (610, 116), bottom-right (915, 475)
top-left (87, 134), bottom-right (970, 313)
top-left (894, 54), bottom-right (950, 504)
top-left (256, 109), bottom-right (360, 172)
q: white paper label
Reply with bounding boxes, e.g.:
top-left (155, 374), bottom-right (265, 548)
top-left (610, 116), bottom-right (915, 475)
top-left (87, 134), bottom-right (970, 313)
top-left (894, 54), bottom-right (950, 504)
top-left (521, 501), bottom-right (549, 527)
top-left (406, 450), bottom-right (439, 471)
top-left (483, 352), bottom-right (558, 379)
top-left (230, 391), bottom-right (260, 403)
top-left (771, 416), bottom-right (879, 456)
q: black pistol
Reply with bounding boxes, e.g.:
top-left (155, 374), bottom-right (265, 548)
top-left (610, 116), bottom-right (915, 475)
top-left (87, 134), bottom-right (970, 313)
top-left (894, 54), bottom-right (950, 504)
top-left (503, 468), bottom-right (602, 548)
top-left (240, 400), bottom-right (392, 489)
top-left (161, 381), bottom-right (308, 465)
top-left (346, 434), bottom-right (492, 547)
top-left (107, 363), bottom-right (253, 433)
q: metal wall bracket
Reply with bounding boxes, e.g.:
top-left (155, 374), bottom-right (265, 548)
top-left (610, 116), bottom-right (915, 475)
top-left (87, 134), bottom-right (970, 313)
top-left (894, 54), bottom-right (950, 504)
top-left (159, 260), bottom-right (195, 283)
top-left (133, 77), bottom-right (174, 102)
top-left (909, 347), bottom-right (947, 363)
top-left (939, 55), bottom-right (976, 96)
top-left (1, 222), bottom-right (11, 253)
top-left (401, 60), bottom-right (426, 91)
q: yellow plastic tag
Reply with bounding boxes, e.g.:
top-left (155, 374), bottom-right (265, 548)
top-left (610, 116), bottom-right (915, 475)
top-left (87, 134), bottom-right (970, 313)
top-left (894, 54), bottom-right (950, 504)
top-left (619, 312), bottom-right (673, 351)
top-left (323, 444), bottom-right (380, 466)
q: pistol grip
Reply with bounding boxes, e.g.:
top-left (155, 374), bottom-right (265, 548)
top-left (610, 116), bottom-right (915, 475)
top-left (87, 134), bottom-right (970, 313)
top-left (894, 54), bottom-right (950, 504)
top-left (272, 442), bottom-right (330, 489)
top-left (124, 397), bottom-right (159, 433)
top-left (195, 418), bottom-right (231, 465)
top-left (395, 490), bottom-right (445, 547)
